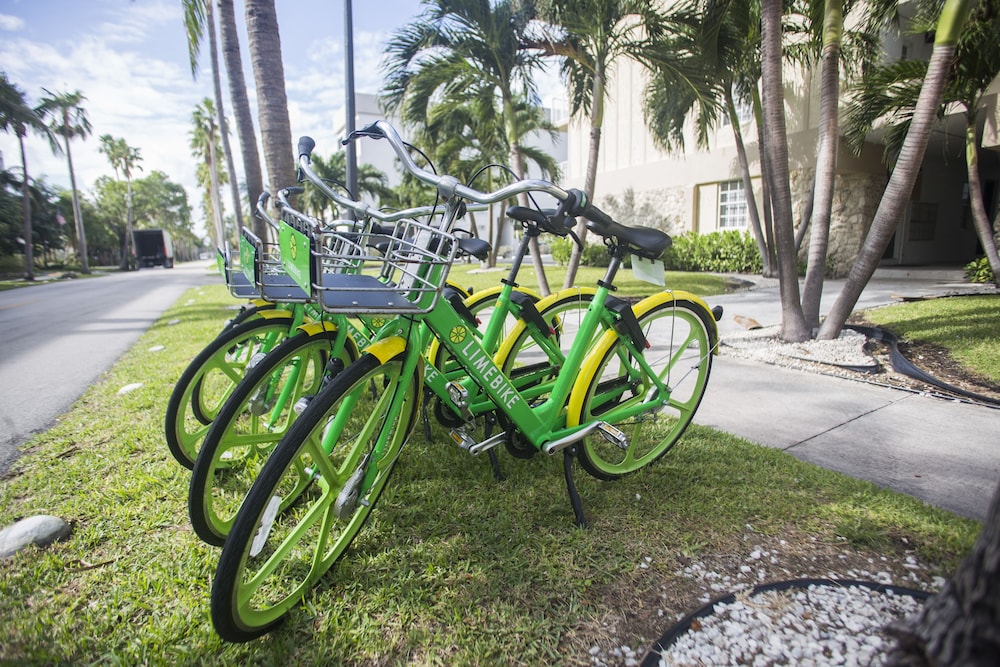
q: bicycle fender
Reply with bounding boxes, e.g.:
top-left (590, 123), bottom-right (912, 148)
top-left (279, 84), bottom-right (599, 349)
top-left (365, 336), bottom-right (407, 364)
top-left (295, 321), bottom-right (339, 336)
top-left (256, 308), bottom-right (294, 320)
top-left (634, 290), bottom-right (720, 355)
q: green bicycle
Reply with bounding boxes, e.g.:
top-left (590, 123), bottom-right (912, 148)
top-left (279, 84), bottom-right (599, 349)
top-left (209, 121), bottom-right (721, 641)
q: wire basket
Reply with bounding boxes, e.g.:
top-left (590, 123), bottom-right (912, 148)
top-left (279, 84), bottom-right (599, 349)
top-left (313, 217), bottom-right (458, 315)
top-left (240, 227), bottom-right (313, 304)
top-left (217, 245), bottom-right (260, 299)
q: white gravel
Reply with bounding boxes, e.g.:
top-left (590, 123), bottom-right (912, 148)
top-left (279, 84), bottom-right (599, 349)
top-left (721, 326), bottom-right (876, 370)
top-left (655, 582), bottom-right (924, 666)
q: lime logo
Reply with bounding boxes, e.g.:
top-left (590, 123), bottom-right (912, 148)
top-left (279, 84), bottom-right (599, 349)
top-left (289, 238), bottom-right (298, 261)
top-left (449, 326), bottom-right (467, 344)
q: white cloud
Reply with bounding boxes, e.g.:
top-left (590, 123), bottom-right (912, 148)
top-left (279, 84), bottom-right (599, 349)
top-left (0, 13), bottom-right (24, 31)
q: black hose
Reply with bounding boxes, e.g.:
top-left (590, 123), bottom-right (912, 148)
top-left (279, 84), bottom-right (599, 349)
top-left (846, 324), bottom-right (1000, 407)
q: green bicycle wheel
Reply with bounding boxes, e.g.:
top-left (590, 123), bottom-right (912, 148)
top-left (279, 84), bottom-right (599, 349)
top-left (211, 351), bottom-right (419, 642)
top-left (189, 325), bottom-right (357, 546)
top-left (165, 314), bottom-right (294, 469)
top-left (566, 296), bottom-right (715, 480)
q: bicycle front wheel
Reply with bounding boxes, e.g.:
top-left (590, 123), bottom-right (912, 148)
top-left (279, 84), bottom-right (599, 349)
top-left (189, 325), bottom-right (357, 546)
top-left (165, 314), bottom-right (295, 469)
top-left (566, 296), bottom-right (715, 480)
top-left (211, 351), bottom-right (419, 642)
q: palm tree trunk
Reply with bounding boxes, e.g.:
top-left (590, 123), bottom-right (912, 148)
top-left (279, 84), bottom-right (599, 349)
top-left (245, 0), bottom-right (295, 201)
top-left (726, 88), bottom-right (769, 277)
top-left (563, 67), bottom-right (605, 289)
top-left (63, 121), bottom-right (89, 273)
top-left (751, 85), bottom-right (778, 277)
top-left (801, 0), bottom-right (843, 330)
top-left (17, 134), bottom-right (33, 280)
top-left (964, 120), bottom-right (1000, 288)
top-left (219, 0), bottom-right (265, 240)
top-left (817, 0), bottom-right (972, 340)
top-left (760, 0), bottom-right (809, 342)
top-left (206, 117), bottom-right (226, 249)
top-left (205, 1), bottom-right (244, 248)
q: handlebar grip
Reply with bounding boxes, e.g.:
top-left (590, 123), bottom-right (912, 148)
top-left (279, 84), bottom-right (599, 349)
top-left (566, 188), bottom-right (614, 229)
top-left (282, 186), bottom-right (304, 196)
top-left (297, 136), bottom-right (316, 159)
top-left (257, 191), bottom-right (270, 208)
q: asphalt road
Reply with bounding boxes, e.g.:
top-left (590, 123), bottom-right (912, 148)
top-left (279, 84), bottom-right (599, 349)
top-left (0, 261), bottom-right (216, 473)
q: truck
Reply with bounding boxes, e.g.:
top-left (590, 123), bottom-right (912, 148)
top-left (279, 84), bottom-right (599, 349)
top-left (132, 229), bottom-right (174, 268)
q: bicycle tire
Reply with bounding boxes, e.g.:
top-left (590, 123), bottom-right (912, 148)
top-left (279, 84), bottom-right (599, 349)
top-left (567, 296), bottom-right (715, 480)
top-left (211, 351), bottom-right (419, 642)
top-left (189, 326), bottom-right (357, 546)
top-left (165, 315), bottom-right (295, 469)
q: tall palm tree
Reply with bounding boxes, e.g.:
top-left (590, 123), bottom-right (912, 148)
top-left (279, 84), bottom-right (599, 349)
top-left (98, 134), bottom-right (143, 270)
top-left (245, 0), bottom-right (295, 209)
top-left (37, 89), bottom-right (92, 273)
top-left (760, 0), bottom-right (811, 341)
top-left (190, 99), bottom-right (227, 249)
top-left (218, 0), bottom-right (265, 240)
top-left (183, 0), bottom-right (244, 241)
top-left (530, 0), bottom-right (665, 288)
top-left (818, 0), bottom-right (974, 340)
top-left (381, 0), bottom-right (553, 293)
top-left (0, 72), bottom-right (57, 280)
top-left (842, 0), bottom-right (1000, 290)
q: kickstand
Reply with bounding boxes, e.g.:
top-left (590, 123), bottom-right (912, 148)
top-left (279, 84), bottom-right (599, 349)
top-left (484, 414), bottom-right (505, 482)
top-left (563, 447), bottom-right (588, 528)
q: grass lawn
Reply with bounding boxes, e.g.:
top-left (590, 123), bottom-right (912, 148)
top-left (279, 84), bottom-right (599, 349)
top-left (862, 294), bottom-right (1000, 383)
top-left (0, 282), bottom-right (983, 664)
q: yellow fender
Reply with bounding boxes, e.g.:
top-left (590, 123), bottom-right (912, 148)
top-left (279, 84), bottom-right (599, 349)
top-left (257, 308), bottom-right (294, 320)
top-left (365, 336), bottom-right (407, 364)
top-left (296, 320), bottom-right (361, 361)
top-left (566, 290), bottom-right (718, 426)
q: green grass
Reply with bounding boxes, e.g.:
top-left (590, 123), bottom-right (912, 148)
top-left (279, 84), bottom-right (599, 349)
top-left (0, 283), bottom-right (981, 664)
top-left (862, 294), bottom-right (1000, 383)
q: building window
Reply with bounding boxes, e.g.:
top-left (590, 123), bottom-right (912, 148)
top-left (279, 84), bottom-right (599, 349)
top-left (718, 180), bottom-right (749, 229)
top-left (722, 102), bottom-right (753, 126)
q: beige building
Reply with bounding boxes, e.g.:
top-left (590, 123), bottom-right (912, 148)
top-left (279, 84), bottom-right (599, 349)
top-left (561, 19), bottom-right (1000, 274)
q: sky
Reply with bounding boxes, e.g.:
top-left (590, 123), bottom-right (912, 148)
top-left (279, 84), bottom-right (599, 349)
top-left (0, 0), bottom-right (482, 237)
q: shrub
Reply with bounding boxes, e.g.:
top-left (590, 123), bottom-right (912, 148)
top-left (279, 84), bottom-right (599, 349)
top-left (662, 230), bottom-right (762, 274)
top-left (964, 256), bottom-right (996, 284)
top-left (549, 238), bottom-right (615, 267)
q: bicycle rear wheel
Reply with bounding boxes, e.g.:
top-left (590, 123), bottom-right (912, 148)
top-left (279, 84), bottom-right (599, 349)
top-left (211, 351), bottom-right (419, 642)
top-left (566, 296), bottom-right (715, 480)
top-left (165, 315), bottom-right (294, 469)
top-left (189, 326), bottom-right (357, 546)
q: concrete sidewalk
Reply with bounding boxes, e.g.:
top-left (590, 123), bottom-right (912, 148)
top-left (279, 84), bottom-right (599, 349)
top-left (692, 274), bottom-right (1000, 523)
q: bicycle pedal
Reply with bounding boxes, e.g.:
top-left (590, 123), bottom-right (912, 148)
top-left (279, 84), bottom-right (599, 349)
top-left (246, 351), bottom-right (268, 372)
top-left (293, 395), bottom-right (314, 415)
top-left (449, 429), bottom-right (477, 451)
top-left (596, 422), bottom-right (629, 450)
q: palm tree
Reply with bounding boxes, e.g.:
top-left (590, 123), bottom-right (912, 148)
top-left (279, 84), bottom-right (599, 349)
top-left (842, 0), bottom-right (1000, 290)
top-left (818, 0), bottom-right (974, 340)
top-left (381, 0), bottom-right (553, 293)
top-left (190, 99), bottom-right (227, 249)
top-left (530, 0), bottom-right (664, 288)
top-left (245, 0), bottom-right (295, 208)
top-left (218, 0), bottom-right (265, 240)
top-left (0, 72), bottom-right (57, 280)
top-left (37, 89), bottom-right (92, 273)
top-left (183, 0), bottom-right (244, 241)
top-left (98, 134), bottom-right (143, 270)
top-left (641, 0), bottom-right (773, 277)
top-left (760, 0), bottom-right (811, 341)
